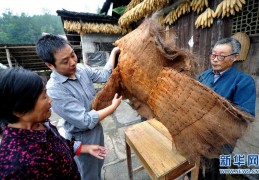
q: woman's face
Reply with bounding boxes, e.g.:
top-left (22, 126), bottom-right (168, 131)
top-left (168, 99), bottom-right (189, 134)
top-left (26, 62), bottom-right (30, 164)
top-left (21, 88), bottom-right (52, 123)
top-left (32, 89), bottom-right (52, 122)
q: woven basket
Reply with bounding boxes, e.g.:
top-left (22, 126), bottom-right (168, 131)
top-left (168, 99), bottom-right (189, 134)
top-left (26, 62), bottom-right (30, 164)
top-left (231, 32), bottom-right (250, 61)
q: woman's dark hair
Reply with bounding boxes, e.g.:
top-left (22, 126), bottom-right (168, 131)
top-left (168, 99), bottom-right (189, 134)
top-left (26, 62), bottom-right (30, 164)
top-left (36, 34), bottom-right (71, 66)
top-left (0, 68), bottom-right (44, 124)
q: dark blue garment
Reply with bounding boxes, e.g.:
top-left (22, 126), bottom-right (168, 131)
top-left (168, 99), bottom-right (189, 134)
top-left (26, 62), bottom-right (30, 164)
top-left (197, 65), bottom-right (256, 116)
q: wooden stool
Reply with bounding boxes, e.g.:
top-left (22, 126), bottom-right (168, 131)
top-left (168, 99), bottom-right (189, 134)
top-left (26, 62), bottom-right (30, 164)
top-left (125, 119), bottom-right (198, 180)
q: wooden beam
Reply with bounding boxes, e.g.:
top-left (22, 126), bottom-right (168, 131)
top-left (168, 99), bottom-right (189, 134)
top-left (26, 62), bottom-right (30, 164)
top-left (23, 64), bottom-right (46, 67)
top-left (29, 67), bottom-right (49, 71)
top-left (10, 51), bottom-right (38, 54)
top-left (66, 33), bottom-right (80, 36)
top-left (17, 59), bottom-right (43, 62)
top-left (0, 45), bottom-right (81, 50)
top-left (67, 41), bottom-right (80, 43)
top-left (0, 46), bottom-right (36, 49)
top-left (73, 45), bottom-right (82, 49)
top-left (21, 63), bottom-right (45, 66)
top-left (9, 55), bottom-right (39, 58)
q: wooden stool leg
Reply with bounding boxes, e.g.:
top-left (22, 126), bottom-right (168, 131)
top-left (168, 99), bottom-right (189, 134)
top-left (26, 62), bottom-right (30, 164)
top-left (126, 142), bottom-right (133, 180)
top-left (191, 159), bottom-right (200, 180)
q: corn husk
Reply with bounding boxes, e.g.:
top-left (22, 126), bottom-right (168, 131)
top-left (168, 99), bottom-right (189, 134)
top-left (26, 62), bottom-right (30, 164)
top-left (64, 20), bottom-right (129, 35)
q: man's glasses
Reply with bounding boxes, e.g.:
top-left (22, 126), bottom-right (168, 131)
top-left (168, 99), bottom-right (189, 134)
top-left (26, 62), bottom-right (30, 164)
top-left (209, 53), bottom-right (237, 61)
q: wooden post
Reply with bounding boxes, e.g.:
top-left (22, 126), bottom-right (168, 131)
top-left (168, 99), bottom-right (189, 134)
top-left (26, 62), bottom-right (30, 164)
top-left (126, 141), bottom-right (133, 180)
top-left (5, 47), bottom-right (12, 67)
top-left (191, 159), bottom-right (200, 180)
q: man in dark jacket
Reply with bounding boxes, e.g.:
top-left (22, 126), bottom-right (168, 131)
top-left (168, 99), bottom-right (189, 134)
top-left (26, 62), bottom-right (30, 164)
top-left (198, 37), bottom-right (256, 116)
top-left (197, 37), bottom-right (256, 179)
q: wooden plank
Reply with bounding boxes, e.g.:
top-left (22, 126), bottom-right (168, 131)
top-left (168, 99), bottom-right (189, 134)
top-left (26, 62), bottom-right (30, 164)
top-left (147, 119), bottom-right (172, 141)
top-left (28, 67), bottom-right (49, 71)
top-left (9, 55), bottom-right (39, 57)
top-left (9, 51), bottom-right (38, 54)
top-left (22, 64), bottom-right (46, 67)
top-left (0, 46), bottom-right (36, 49)
top-left (125, 120), bottom-right (191, 179)
top-left (133, 166), bottom-right (144, 174)
top-left (0, 45), bottom-right (81, 50)
top-left (125, 135), bottom-right (157, 179)
top-left (66, 33), bottom-right (81, 37)
top-left (166, 161), bottom-right (195, 180)
top-left (19, 62), bottom-right (45, 65)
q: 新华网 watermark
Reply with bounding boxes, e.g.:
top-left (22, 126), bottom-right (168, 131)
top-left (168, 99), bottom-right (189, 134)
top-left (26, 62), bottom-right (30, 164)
top-left (219, 154), bottom-right (259, 175)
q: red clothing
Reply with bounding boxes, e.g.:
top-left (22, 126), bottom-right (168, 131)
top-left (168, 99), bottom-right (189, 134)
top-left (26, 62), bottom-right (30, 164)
top-left (0, 120), bottom-right (80, 179)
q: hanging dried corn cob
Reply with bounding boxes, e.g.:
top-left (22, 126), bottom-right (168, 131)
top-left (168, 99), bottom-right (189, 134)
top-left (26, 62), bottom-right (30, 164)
top-left (195, 8), bottom-right (215, 28)
top-left (163, 9), bottom-right (178, 25)
top-left (118, 0), bottom-right (170, 27)
top-left (124, 0), bottom-right (143, 14)
top-left (64, 20), bottom-right (129, 35)
top-left (163, 0), bottom-right (191, 25)
top-left (191, 0), bottom-right (209, 14)
top-left (157, 14), bottom-right (166, 25)
top-left (64, 21), bottom-right (81, 33)
top-left (175, 0), bottom-right (191, 18)
top-left (81, 22), bottom-right (129, 34)
top-left (215, 0), bottom-right (246, 18)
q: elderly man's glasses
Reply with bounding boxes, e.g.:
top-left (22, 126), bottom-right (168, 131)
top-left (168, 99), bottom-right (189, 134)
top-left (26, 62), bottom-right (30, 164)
top-left (209, 53), bottom-right (237, 61)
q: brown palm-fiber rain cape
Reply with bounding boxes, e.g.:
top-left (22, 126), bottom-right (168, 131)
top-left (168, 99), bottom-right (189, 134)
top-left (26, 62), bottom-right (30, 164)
top-left (91, 17), bottom-right (254, 162)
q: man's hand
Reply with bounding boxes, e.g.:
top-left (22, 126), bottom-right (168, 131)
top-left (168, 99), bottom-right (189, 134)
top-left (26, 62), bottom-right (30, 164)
top-left (111, 46), bottom-right (120, 55)
top-left (97, 93), bottom-right (122, 120)
top-left (108, 47), bottom-right (121, 69)
top-left (111, 93), bottom-right (122, 109)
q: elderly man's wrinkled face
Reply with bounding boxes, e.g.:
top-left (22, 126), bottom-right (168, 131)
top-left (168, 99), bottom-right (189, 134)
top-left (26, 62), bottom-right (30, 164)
top-left (210, 44), bottom-right (238, 73)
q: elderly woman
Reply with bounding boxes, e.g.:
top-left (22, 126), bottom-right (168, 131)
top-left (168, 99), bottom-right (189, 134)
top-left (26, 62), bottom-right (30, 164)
top-left (0, 68), bottom-right (107, 179)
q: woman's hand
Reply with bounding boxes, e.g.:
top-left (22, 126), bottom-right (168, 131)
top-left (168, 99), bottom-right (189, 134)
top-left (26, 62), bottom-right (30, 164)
top-left (81, 144), bottom-right (108, 159)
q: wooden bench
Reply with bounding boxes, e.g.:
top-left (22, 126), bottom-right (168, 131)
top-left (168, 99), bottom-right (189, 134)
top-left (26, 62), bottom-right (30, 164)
top-left (125, 119), bottom-right (198, 180)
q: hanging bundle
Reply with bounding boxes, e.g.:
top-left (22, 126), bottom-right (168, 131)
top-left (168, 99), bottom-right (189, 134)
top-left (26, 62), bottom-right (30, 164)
top-left (92, 16), bottom-right (253, 161)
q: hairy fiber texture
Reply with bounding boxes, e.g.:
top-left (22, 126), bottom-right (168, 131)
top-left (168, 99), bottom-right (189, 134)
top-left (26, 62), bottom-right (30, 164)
top-left (91, 17), bottom-right (253, 161)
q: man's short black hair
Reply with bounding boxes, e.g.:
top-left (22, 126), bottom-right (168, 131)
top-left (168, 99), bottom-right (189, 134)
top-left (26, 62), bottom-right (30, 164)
top-left (36, 34), bottom-right (71, 65)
